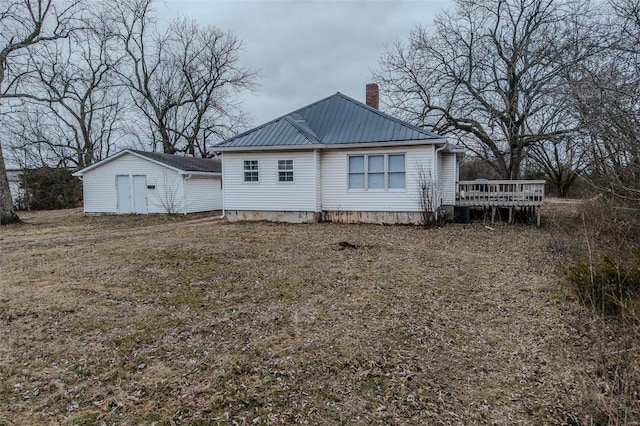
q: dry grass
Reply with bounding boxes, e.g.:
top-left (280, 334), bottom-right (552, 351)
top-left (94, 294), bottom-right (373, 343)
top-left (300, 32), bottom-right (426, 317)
top-left (0, 207), bottom-right (598, 424)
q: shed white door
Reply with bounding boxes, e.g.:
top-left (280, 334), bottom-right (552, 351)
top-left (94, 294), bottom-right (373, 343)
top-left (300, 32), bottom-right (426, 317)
top-left (133, 175), bottom-right (148, 214)
top-left (116, 175), bottom-right (132, 214)
top-left (116, 175), bottom-right (148, 214)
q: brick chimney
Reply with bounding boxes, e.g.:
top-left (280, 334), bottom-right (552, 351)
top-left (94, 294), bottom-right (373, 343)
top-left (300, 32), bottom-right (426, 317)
top-left (366, 83), bottom-right (379, 109)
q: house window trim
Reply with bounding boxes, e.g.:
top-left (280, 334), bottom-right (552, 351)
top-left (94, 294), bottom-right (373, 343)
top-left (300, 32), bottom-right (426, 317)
top-left (277, 159), bottom-right (294, 183)
top-left (347, 153), bottom-right (406, 191)
top-left (243, 159), bottom-right (259, 183)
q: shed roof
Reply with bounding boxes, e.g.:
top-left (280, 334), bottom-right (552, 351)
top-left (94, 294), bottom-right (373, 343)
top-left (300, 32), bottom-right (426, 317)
top-left (130, 150), bottom-right (221, 173)
top-left (215, 92), bottom-right (443, 149)
top-left (72, 149), bottom-right (221, 176)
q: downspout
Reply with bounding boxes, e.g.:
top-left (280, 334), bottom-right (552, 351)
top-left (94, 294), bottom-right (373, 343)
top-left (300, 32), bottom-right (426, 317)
top-left (434, 143), bottom-right (448, 214)
top-left (434, 143), bottom-right (448, 186)
top-left (219, 152), bottom-right (225, 219)
top-left (183, 174), bottom-right (192, 215)
top-left (76, 176), bottom-right (85, 214)
top-left (314, 149), bottom-right (321, 218)
top-left (219, 180), bottom-right (225, 220)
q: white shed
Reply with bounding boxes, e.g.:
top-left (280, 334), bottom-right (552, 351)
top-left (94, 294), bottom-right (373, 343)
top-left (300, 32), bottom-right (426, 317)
top-left (73, 150), bottom-right (222, 214)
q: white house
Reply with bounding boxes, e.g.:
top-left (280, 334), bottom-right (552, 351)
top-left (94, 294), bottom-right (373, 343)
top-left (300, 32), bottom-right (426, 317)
top-left (214, 85), bottom-right (465, 224)
top-left (73, 150), bottom-right (222, 214)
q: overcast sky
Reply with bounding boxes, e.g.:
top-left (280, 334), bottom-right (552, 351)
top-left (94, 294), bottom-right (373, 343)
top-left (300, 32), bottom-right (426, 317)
top-left (160, 0), bottom-right (452, 127)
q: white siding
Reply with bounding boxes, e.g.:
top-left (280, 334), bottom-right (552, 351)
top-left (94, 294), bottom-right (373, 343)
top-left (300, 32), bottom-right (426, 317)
top-left (222, 151), bottom-right (317, 211)
top-left (185, 176), bottom-right (222, 213)
top-left (81, 153), bottom-right (184, 214)
top-left (321, 145), bottom-right (435, 212)
top-left (441, 153), bottom-right (457, 205)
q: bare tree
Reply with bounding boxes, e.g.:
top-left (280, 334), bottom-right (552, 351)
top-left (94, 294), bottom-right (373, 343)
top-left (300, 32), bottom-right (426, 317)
top-left (112, 0), bottom-right (257, 156)
top-left (567, 0), bottom-right (640, 202)
top-left (374, 0), bottom-right (598, 180)
top-left (417, 166), bottom-right (442, 227)
top-left (529, 136), bottom-right (588, 196)
top-left (0, 0), bottom-right (83, 225)
top-left (5, 10), bottom-right (125, 169)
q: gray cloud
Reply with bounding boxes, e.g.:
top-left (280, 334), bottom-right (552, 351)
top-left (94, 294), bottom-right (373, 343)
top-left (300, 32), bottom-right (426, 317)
top-left (161, 0), bottom-right (452, 127)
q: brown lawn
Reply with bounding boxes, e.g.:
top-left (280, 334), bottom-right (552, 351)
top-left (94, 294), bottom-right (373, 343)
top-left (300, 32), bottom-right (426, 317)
top-left (0, 206), bottom-right (595, 424)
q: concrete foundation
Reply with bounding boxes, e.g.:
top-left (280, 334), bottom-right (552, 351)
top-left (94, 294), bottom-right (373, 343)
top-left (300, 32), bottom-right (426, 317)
top-left (225, 209), bottom-right (450, 225)
top-left (225, 210), bottom-right (321, 224)
top-left (322, 210), bottom-right (424, 225)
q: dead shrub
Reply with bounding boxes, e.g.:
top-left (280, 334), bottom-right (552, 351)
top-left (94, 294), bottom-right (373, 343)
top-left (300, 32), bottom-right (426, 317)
top-left (568, 257), bottom-right (640, 317)
top-left (549, 196), bottom-right (640, 425)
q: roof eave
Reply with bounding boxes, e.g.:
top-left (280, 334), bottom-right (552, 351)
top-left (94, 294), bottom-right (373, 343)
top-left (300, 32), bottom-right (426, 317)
top-left (323, 138), bottom-right (447, 149)
top-left (72, 149), bottom-right (135, 176)
top-left (72, 149), bottom-right (220, 175)
top-left (178, 171), bottom-right (221, 176)
top-left (215, 144), bottom-right (324, 152)
top-left (215, 138), bottom-right (447, 152)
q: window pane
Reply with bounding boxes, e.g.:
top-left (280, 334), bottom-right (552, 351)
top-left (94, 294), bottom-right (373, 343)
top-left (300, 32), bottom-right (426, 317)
top-left (389, 172), bottom-right (405, 189)
top-left (349, 156), bottom-right (364, 173)
top-left (244, 160), bottom-right (258, 171)
top-left (278, 159), bottom-right (293, 170)
top-left (279, 171), bottom-right (293, 182)
top-left (368, 155), bottom-right (384, 172)
top-left (368, 173), bottom-right (384, 189)
top-left (244, 171), bottom-right (258, 182)
top-left (349, 173), bottom-right (365, 189)
top-left (388, 154), bottom-right (405, 172)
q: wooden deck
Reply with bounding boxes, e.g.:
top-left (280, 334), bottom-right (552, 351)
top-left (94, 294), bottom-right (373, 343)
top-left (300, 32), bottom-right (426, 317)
top-left (455, 180), bottom-right (546, 225)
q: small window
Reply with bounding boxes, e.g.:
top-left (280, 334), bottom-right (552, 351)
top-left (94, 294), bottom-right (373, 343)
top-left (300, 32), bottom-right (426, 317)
top-left (244, 160), bottom-right (259, 182)
top-left (278, 159), bottom-right (294, 182)
top-left (348, 155), bottom-right (365, 189)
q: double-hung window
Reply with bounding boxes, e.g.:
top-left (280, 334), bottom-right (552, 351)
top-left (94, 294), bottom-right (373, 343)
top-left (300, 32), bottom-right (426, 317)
top-left (278, 159), bottom-right (294, 182)
top-left (348, 153), bottom-right (405, 190)
top-left (243, 160), bottom-right (259, 182)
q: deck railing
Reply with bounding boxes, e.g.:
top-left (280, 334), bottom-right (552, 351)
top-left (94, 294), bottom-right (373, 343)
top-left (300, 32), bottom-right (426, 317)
top-left (456, 180), bottom-right (545, 207)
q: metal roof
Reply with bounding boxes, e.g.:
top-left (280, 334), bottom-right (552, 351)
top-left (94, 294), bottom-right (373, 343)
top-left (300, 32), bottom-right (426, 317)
top-left (130, 150), bottom-right (221, 173)
top-left (73, 149), bottom-right (221, 176)
top-left (216, 92), bottom-right (442, 149)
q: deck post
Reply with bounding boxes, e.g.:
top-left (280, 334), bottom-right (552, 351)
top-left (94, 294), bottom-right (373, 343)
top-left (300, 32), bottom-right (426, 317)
top-left (491, 207), bottom-right (496, 223)
top-left (536, 207), bottom-right (541, 227)
top-left (508, 207), bottom-right (513, 224)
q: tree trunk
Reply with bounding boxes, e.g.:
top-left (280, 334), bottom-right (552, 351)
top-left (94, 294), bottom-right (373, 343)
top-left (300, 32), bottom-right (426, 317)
top-left (0, 142), bottom-right (20, 225)
top-left (508, 147), bottom-right (522, 180)
top-left (160, 127), bottom-right (175, 154)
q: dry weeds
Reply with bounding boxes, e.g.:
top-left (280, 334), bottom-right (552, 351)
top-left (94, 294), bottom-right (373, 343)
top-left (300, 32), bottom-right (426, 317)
top-left (0, 207), bottom-right (598, 424)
